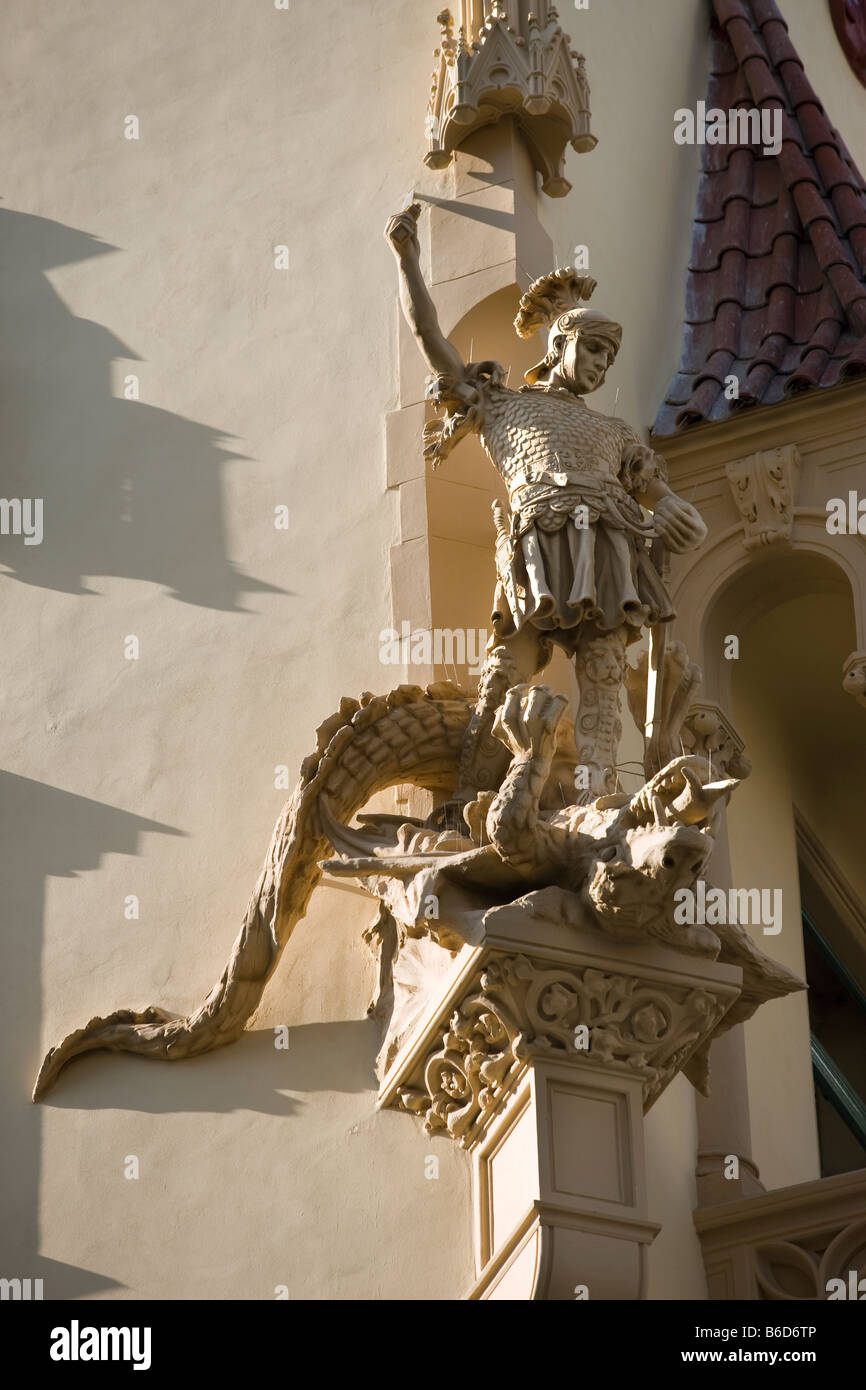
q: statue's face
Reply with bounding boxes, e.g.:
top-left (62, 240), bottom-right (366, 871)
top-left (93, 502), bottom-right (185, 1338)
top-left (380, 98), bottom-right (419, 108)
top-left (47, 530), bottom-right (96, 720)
top-left (558, 331), bottom-right (616, 395)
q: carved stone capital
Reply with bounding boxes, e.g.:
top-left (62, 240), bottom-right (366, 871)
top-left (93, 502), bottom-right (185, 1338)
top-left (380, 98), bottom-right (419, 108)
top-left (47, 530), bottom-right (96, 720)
top-left (842, 650), bottom-right (866, 709)
top-left (425, 4), bottom-right (596, 196)
top-left (390, 948), bottom-right (735, 1145)
top-left (380, 901), bottom-right (742, 1299)
top-left (725, 444), bottom-right (801, 550)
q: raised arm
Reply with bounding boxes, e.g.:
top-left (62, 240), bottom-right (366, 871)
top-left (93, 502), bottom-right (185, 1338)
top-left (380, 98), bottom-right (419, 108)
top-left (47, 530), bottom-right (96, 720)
top-left (384, 203), bottom-right (466, 381)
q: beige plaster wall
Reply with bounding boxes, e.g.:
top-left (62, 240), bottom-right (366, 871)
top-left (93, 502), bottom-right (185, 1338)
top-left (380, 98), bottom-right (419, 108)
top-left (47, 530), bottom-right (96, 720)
top-left (728, 676), bottom-right (820, 1191)
top-left (1, 0), bottom-right (473, 1301)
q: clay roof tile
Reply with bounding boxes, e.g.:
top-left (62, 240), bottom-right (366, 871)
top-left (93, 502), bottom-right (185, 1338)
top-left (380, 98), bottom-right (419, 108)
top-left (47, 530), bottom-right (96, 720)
top-left (653, 0), bottom-right (866, 437)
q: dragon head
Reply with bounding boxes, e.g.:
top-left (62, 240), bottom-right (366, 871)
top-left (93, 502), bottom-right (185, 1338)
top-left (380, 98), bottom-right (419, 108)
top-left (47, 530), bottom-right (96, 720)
top-left (578, 757), bottom-right (738, 951)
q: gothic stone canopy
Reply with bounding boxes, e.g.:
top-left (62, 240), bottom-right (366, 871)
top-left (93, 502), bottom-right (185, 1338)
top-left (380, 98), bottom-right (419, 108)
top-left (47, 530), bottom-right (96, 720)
top-left (424, 2), bottom-right (596, 197)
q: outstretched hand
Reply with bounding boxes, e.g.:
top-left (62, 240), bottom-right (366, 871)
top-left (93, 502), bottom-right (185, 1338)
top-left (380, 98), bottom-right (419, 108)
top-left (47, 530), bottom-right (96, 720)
top-left (384, 203), bottom-right (421, 260)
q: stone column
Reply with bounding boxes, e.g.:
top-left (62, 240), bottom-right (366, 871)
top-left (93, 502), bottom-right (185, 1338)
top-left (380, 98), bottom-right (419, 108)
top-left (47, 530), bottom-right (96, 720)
top-left (695, 1021), bottom-right (764, 1205)
top-left (681, 703), bottom-right (765, 1207)
top-left (378, 898), bottom-right (742, 1299)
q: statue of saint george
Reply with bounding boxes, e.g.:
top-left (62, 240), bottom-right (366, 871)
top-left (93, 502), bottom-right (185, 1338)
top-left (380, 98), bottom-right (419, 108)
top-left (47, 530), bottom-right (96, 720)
top-left (384, 203), bottom-right (707, 802)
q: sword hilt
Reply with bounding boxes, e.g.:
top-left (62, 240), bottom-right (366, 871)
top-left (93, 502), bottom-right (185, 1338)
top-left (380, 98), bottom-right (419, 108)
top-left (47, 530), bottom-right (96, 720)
top-left (492, 499), bottom-right (511, 548)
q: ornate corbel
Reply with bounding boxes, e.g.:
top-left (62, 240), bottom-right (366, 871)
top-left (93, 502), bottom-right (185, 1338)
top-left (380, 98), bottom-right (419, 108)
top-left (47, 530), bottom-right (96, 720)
top-left (379, 901), bottom-right (743, 1299)
top-left (424, 3), bottom-right (596, 196)
top-left (724, 445), bottom-right (801, 551)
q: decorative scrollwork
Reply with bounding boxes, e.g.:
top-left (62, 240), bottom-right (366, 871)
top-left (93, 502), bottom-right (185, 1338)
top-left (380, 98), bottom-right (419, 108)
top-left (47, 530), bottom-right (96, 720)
top-left (753, 1219), bottom-right (866, 1300)
top-left (396, 952), bottom-right (730, 1145)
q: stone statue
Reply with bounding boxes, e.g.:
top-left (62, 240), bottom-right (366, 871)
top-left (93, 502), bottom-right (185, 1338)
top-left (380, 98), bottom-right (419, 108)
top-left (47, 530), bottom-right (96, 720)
top-left (33, 680), bottom-right (799, 1101)
top-left (385, 202), bottom-right (707, 802)
top-left (31, 212), bottom-right (800, 1106)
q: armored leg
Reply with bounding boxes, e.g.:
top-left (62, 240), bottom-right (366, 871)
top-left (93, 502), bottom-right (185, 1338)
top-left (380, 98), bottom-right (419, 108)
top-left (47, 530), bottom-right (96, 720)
top-left (573, 625), bottom-right (629, 800)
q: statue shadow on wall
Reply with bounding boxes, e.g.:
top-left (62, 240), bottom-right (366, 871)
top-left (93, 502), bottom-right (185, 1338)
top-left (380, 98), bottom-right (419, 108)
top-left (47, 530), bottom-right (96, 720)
top-left (0, 209), bottom-right (283, 610)
top-left (0, 771), bottom-right (184, 1296)
top-left (2, 772), bottom-right (380, 1294)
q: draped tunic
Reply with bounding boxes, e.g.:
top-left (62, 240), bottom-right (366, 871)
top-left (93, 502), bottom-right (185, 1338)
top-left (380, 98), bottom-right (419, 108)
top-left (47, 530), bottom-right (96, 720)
top-left (462, 378), bottom-right (674, 648)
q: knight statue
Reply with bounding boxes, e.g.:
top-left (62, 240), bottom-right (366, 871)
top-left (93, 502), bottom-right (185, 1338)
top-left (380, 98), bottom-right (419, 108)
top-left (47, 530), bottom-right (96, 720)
top-left (384, 202), bottom-right (707, 804)
top-left (31, 211), bottom-right (801, 1105)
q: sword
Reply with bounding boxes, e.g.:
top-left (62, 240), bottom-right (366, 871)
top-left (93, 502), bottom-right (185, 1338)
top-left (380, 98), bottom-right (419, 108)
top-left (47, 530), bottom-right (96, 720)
top-left (644, 533), bottom-right (669, 770)
top-left (492, 499), bottom-right (519, 619)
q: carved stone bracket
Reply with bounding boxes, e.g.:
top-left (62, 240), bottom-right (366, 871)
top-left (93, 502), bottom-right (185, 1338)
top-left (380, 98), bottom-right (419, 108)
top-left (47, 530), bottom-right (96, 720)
top-left (393, 951), bottom-right (732, 1143)
top-left (379, 899), bottom-right (742, 1298)
top-left (725, 445), bottom-right (801, 550)
top-left (842, 650), bottom-right (866, 709)
top-left (425, 3), bottom-right (596, 196)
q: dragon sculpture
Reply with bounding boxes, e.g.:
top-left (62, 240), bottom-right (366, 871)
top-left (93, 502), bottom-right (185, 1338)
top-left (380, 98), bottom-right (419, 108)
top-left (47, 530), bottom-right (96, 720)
top-left (33, 678), bottom-right (800, 1101)
top-left (33, 211), bottom-right (802, 1101)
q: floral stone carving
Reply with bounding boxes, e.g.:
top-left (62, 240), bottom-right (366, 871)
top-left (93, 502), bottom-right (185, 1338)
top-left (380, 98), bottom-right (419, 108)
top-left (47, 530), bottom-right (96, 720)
top-left (696, 1169), bottom-right (866, 1302)
top-left (725, 445), bottom-right (800, 550)
top-left (377, 904), bottom-right (744, 1298)
top-left (393, 948), bottom-right (734, 1147)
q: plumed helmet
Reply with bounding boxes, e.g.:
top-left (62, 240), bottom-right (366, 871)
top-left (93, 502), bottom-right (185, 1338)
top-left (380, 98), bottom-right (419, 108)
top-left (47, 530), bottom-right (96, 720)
top-left (514, 269), bottom-right (622, 386)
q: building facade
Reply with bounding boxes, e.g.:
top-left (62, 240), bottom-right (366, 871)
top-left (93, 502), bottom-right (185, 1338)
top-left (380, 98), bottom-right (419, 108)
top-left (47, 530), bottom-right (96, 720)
top-left (2, 0), bottom-right (865, 1300)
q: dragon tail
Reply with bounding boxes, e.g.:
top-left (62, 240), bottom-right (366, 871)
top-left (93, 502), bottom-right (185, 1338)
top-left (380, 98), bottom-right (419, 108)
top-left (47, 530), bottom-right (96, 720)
top-left (33, 682), bottom-right (472, 1100)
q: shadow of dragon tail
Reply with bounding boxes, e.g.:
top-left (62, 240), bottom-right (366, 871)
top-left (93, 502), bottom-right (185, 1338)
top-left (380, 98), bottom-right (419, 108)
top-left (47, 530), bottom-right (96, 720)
top-left (32, 682), bottom-right (473, 1100)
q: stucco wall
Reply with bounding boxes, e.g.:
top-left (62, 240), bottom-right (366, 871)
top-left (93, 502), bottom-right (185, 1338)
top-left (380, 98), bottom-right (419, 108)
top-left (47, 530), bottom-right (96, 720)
top-left (1, 0), bottom-right (473, 1301)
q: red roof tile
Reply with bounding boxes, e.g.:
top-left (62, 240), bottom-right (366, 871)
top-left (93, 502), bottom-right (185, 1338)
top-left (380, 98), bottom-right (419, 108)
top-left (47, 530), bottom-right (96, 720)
top-left (652, 0), bottom-right (866, 437)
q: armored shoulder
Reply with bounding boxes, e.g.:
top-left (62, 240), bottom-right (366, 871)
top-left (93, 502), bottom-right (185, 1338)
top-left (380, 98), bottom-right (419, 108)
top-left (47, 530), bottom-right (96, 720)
top-left (423, 360), bottom-right (507, 468)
